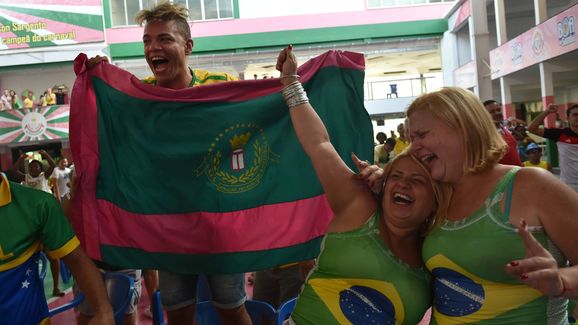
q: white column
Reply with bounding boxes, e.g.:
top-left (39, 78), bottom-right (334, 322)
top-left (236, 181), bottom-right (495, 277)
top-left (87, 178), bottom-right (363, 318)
top-left (468, 0), bottom-right (492, 101)
top-left (494, 0), bottom-right (514, 117)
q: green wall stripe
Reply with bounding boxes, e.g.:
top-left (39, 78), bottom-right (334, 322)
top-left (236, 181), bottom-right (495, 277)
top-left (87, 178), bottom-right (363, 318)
top-left (103, 0), bottom-right (112, 29)
top-left (0, 5), bottom-right (103, 31)
top-left (233, 0), bottom-right (240, 19)
top-left (110, 19), bottom-right (447, 59)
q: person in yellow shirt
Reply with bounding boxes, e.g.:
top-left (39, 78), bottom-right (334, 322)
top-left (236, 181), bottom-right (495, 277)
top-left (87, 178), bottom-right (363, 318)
top-left (523, 142), bottom-right (552, 172)
top-left (45, 87), bottom-right (56, 105)
top-left (23, 91), bottom-right (34, 109)
top-left (393, 122), bottom-right (409, 155)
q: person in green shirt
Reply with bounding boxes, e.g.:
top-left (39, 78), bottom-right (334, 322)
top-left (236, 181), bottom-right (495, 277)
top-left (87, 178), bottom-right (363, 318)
top-left (276, 46), bottom-right (451, 324)
top-left (0, 172), bottom-right (113, 324)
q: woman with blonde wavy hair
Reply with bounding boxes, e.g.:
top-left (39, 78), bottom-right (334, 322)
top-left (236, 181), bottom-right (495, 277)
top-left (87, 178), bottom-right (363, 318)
top-left (394, 87), bottom-right (577, 324)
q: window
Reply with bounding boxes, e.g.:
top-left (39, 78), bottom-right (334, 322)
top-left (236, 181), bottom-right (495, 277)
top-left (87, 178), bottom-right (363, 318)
top-left (110, 0), bottom-right (234, 27)
top-left (367, 0), bottom-right (454, 9)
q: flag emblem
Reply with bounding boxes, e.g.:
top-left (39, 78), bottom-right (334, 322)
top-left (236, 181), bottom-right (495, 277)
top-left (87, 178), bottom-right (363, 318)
top-left (195, 123), bottom-right (279, 194)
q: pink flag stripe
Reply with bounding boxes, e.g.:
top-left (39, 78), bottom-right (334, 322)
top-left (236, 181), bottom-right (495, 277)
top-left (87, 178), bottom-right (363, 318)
top-left (3, 0), bottom-right (101, 6)
top-left (0, 130), bottom-right (23, 143)
top-left (0, 9), bottom-right (103, 42)
top-left (45, 122), bottom-right (69, 129)
top-left (0, 121), bottom-right (20, 128)
top-left (97, 194), bottom-right (333, 254)
top-left (72, 51), bottom-right (365, 103)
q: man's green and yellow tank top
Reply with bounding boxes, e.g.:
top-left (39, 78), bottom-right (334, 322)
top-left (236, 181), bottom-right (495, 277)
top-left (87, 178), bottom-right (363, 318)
top-left (291, 212), bottom-right (431, 324)
top-left (142, 67), bottom-right (237, 87)
top-left (423, 168), bottom-right (569, 324)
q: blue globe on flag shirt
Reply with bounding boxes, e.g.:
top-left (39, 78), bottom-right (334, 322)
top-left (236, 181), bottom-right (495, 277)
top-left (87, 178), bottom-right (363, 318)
top-left (339, 285), bottom-right (395, 324)
top-left (432, 267), bottom-right (485, 316)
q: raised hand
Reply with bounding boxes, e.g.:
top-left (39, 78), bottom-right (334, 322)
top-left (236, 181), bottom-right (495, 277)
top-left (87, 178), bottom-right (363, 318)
top-left (276, 45), bottom-right (298, 86)
top-left (86, 55), bottom-right (109, 70)
top-left (351, 153), bottom-right (384, 194)
top-left (504, 219), bottom-right (565, 297)
top-left (546, 104), bottom-right (559, 115)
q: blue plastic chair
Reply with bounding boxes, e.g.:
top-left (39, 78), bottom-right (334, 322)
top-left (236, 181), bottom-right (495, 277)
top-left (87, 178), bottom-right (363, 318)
top-left (151, 290), bottom-right (165, 325)
top-left (48, 271), bottom-right (134, 325)
top-left (276, 297), bottom-right (297, 324)
top-left (59, 259), bottom-right (72, 283)
top-left (387, 83), bottom-right (398, 98)
top-left (195, 300), bottom-right (276, 325)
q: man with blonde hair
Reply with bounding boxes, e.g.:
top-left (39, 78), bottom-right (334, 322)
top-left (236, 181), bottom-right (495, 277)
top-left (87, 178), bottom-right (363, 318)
top-left (85, 2), bottom-right (250, 324)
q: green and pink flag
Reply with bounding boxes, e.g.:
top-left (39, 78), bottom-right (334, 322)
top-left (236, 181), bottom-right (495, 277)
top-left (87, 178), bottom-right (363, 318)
top-left (70, 50), bottom-right (372, 274)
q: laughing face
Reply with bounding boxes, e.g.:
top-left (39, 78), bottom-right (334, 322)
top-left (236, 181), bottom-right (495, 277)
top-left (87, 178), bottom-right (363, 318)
top-left (143, 19), bottom-right (193, 90)
top-left (382, 156), bottom-right (436, 230)
top-left (408, 109), bottom-right (464, 183)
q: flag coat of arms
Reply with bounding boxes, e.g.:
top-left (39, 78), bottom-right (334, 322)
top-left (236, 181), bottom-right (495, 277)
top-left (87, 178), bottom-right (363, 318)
top-left (70, 50), bottom-right (373, 274)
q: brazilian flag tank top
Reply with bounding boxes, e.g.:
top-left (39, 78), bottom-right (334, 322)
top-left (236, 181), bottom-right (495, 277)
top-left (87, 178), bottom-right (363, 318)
top-left (291, 212), bottom-right (431, 324)
top-left (423, 168), bottom-right (569, 324)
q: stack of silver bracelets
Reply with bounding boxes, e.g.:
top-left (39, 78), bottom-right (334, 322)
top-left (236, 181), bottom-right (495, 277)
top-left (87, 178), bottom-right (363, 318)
top-left (281, 78), bottom-right (309, 109)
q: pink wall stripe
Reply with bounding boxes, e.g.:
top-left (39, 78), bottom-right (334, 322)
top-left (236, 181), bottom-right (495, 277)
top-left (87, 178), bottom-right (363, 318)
top-left (107, 4), bottom-right (453, 43)
top-left (97, 195), bottom-right (333, 254)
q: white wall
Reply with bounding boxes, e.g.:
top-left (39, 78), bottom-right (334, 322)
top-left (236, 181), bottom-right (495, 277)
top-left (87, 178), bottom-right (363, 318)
top-left (0, 66), bottom-right (76, 102)
top-left (238, 0), bottom-right (365, 18)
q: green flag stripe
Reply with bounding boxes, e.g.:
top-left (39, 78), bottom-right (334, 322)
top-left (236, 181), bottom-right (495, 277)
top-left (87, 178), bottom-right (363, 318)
top-left (0, 113), bottom-right (23, 122)
top-left (95, 66), bottom-right (372, 214)
top-left (46, 128), bottom-right (68, 138)
top-left (43, 105), bottom-right (61, 117)
top-left (13, 133), bottom-right (25, 142)
top-left (0, 127), bottom-right (20, 136)
top-left (100, 237), bottom-right (324, 274)
top-left (0, 5), bottom-right (103, 31)
top-left (47, 117), bottom-right (69, 124)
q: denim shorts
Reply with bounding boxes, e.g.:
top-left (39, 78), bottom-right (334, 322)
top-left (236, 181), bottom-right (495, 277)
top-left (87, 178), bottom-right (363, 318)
top-left (75, 269), bottom-right (142, 315)
top-left (158, 271), bottom-right (246, 310)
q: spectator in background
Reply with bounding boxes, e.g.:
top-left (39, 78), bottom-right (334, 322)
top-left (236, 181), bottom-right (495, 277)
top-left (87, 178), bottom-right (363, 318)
top-left (1, 89), bottom-right (10, 110)
top-left (23, 91), bottom-right (34, 109)
top-left (528, 103), bottom-right (578, 192)
top-left (55, 87), bottom-right (66, 105)
top-left (374, 137), bottom-right (396, 168)
top-left (523, 142), bottom-right (552, 172)
top-left (483, 99), bottom-right (523, 166)
top-left (45, 87), bottom-right (56, 106)
top-left (12, 150), bottom-right (68, 297)
top-left (37, 94), bottom-right (46, 107)
top-left (393, 122), bottom-right (409, 156)
top-left (51, 157), bottom-right (73, 203)
top-left (375, 131), bottom-right (386, 145)
top-left (9, 90), bottom-right (20, 109)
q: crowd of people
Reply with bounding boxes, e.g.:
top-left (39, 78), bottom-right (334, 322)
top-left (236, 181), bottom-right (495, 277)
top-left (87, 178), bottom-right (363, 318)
top-left (1, 1), bottom-right (577, 325)
top-left (0, 86), bottom-right (67, 111)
